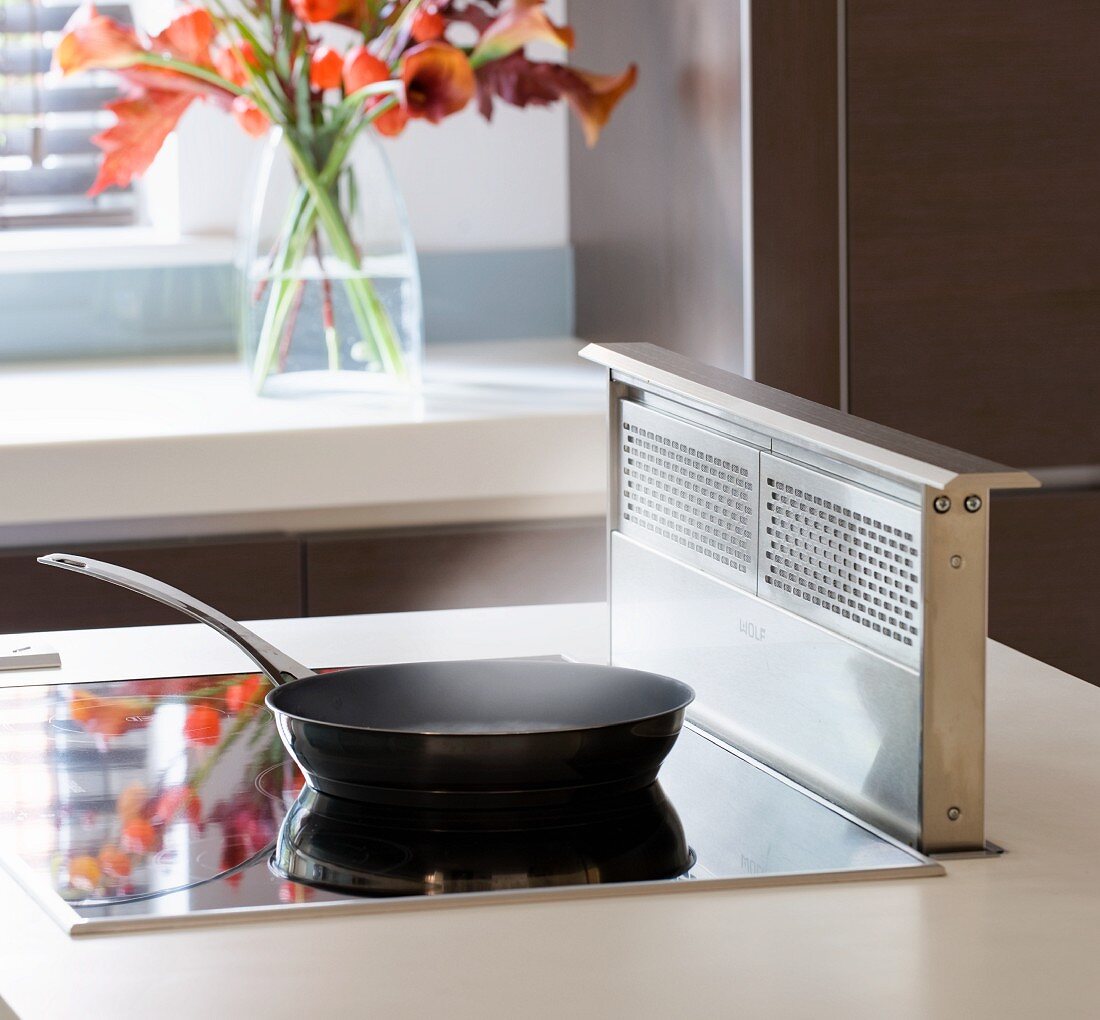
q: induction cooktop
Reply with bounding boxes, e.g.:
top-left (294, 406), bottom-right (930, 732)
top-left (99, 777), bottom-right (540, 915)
top-left (0, 668), bottom-right (940, 936)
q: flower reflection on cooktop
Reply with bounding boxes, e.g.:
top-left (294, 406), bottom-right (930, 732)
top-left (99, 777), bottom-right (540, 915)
top-left (271, 783), bottom-right (694, 898)
top-left (0, 672), bottom-right (294, 906)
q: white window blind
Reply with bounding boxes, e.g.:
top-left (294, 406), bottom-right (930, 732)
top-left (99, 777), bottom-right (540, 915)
top-left (0, 0), bottom-right (135, 227)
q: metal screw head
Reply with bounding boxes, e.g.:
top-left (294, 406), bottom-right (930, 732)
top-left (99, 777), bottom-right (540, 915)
top-left (964, 494), bottom-right (983, 513)
top-left (933, 495), bottom-right (952, 513)
top-left (947, 806), bottom-right (962, 821)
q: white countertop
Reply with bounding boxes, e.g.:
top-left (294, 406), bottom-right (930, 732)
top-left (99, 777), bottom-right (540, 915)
top-left (0, 604), bottom-right (1097, 1019)
top-left (0, 339), bottom-right (606, 541)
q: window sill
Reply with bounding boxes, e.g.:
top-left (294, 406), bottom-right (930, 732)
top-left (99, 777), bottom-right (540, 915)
top-left (0, 338), bottom-right (605, 539)
top-left (0, 228), bottom-right (236, 274)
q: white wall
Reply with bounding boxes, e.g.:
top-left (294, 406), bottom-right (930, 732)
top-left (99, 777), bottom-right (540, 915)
top-left (157, 1), bottom-right (570, 252)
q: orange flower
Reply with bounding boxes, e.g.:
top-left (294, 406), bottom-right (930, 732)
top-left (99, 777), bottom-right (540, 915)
top-left (115, 781), bottom-right (149, 821)
top-left (411, 3), bottom-right (446, 43)
top-left (214, 42), bottom-right (259, 88)
top-left (68, 855), bottom-right (102, 892)
top-left (559, 64), bottom-right (638, 148)
top-left (121, 817), bottom-right (157, 854)
top-left (471, 0), bottom-right (574, 67)
top-left (232, 95), bottom-right (269, 137)
top-left (310, 46), bottom-right (343, 91)
top-left (53, 4), bottom-right (144, 75)
top-left (183, 704), bottom-right (222, 746)
top-left (288, 0), bottom-right (343, 23)
top-left (401, 42), bottom-right (475, 123)
top-left (343, 47), bottom-right (407, 137)
top-left (98, 845), bottom-right (132, 879)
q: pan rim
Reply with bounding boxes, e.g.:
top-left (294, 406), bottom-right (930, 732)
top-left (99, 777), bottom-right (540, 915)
top-left (263, 659), bottom-right (696, 737)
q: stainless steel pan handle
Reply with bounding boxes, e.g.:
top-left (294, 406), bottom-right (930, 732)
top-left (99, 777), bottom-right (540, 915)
top-left (37, 553), bottom-right (314, 686)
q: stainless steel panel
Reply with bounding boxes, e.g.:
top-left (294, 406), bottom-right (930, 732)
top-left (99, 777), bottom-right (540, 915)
top-left (583, 342), bottom-right (1039, 490)
top-left (758, 452), bottom-right (923, 670)
top-left (611, 531), bottom-right (922, 846)
top-left (619, 400), bottom-right (760, 592)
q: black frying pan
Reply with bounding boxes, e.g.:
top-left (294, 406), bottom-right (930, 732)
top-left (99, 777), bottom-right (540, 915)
top-left (38, 554), bottom-right (694, 809)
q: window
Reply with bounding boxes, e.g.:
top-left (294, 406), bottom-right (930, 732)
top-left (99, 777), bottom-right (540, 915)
top-left (0, 0), bottom-right (135, 227)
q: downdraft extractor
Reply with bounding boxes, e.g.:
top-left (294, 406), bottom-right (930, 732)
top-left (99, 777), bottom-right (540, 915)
top-left (583, 342), bottom-right (1037, 854)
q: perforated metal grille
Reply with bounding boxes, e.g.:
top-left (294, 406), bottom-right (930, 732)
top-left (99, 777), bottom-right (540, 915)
top-left (619, 401), bottom-right (759, 589)
top-left (758, 453), bottom-right (922, 667)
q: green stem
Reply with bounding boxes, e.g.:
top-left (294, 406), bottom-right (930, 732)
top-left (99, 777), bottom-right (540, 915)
top-left (281, 134), bottom-right (408, 380)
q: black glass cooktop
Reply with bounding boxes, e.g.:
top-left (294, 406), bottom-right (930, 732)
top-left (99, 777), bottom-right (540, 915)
top-left (0, 670), bottom-right (936, 935)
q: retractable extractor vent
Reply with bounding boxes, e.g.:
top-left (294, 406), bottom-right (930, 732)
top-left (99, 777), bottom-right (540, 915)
top-left (619, 401), bottom-right (758, 592)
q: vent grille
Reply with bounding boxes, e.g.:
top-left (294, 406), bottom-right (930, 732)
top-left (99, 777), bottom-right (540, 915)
top-left (619, 400), bottom-right (759, 589)
top-left (758, 453), bottom-right (922, 667)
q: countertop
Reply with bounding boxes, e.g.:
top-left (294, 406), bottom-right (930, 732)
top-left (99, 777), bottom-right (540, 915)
top-left (0, 339), bottom-right (606, 543)
top-left (0, 604), bottom-right (1097, 1019)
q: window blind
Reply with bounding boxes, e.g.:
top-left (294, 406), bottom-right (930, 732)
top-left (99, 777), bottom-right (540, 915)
top-left (0, 1), bottom-right (135, 227)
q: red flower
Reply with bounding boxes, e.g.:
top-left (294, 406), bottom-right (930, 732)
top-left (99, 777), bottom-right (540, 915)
top-left (310, 46), bottom-right (343, 91)
top-left (343, 47), bottom-right (407, 137)
top-left (183, 704), bottom-right (222, 746)
top-left (214, 42), bottom-right (259, 88)
top-left (288, 0), bottom-right (343, 24)
top-left (232, 95), bottom-right (269, 137)
top-left (151, 785), bottom-right (203, 827)
top-left (121, 817), bottom-right (158, 854)
top-left (401, 42), bottom-right (475, 124)
top-left (225, 675), bottom-right (264, 713)
top-left (97, 845), bottom-right (132, 879)
top-left (411, 3), bottom-right (446, 43)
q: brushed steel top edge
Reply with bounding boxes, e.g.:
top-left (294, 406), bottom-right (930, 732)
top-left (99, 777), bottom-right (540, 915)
top-left (582, 342), bottom-right (1039, 492)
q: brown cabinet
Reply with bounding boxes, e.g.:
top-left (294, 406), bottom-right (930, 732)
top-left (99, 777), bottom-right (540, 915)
top-left (0, 520), bottom-right (606, 636)
top-left (990, 490), bottom-right (1100, 683)
top-left (305, 520), bottom-right (605, 617)
top-left (0, 536), bottom-right (302, 633)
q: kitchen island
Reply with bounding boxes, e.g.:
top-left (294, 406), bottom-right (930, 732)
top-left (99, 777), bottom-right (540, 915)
top-left (0, 603), bottom-right (1097, 1019)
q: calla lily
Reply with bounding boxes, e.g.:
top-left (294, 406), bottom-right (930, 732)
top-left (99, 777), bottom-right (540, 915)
top-left (214, 42), bottom-right (259, 88)
top-left (290, 0), bottom-right (362, 27)
top-left (470, 0), bottom-right (574, 68)
top-left (558, 64), bottom-right (638, 148)
top-left (475, 55), bottom-right (637, 147)
top-left (310, 46), bottom-right (343, 91)
top-left (232, 95), bottom-right (269, 137)
top-left (53, 4), bottom-right (144, 75)
top-left (401, 41), bottom-right (475, 123)
top-left (343, 47), bottom-right (408, 136)
top-left (410, 4), bottom-right (446, 43)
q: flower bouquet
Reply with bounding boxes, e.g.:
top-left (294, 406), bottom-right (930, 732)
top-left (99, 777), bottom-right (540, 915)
top-left (55, 1), bottom-right (637, 393)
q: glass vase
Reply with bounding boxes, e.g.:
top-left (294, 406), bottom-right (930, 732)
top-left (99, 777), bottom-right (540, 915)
top-left (238, 128), bottom-right (423, 397)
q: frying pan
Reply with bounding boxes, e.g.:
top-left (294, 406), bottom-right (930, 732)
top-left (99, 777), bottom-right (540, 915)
top-left (38, 554), bottom-right (694, 809)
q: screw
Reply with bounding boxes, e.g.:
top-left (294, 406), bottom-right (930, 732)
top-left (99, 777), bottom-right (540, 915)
top-left (933, 495), bottom-right (951, 513)
top-left (964, 494), bottom-right (983, 513)
top-left (950, 555), bottom-right (963, 569)
top-left (947, 806), bottom-right (961, 821)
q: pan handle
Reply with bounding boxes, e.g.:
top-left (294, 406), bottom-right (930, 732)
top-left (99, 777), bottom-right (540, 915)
top-left (37, 553), bottom-right (314, 686)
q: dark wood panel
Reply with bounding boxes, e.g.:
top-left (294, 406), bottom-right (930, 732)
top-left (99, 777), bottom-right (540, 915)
top-left (751, 0), bottom-right (841, 406)
top-left (989, 490), bottom-right (1100, 684)
top-left (568, 0), bottom-right (745, 371)
top-left (847, 1), bottom-right (1100, 466)
top-left (306, 521), bottom-right (605, 617)
top-left (0, 536), bottom-right (302, 634)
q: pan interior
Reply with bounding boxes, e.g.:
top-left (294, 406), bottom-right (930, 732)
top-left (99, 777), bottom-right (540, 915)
top-left (267, 660), bottom-right (694, 734)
